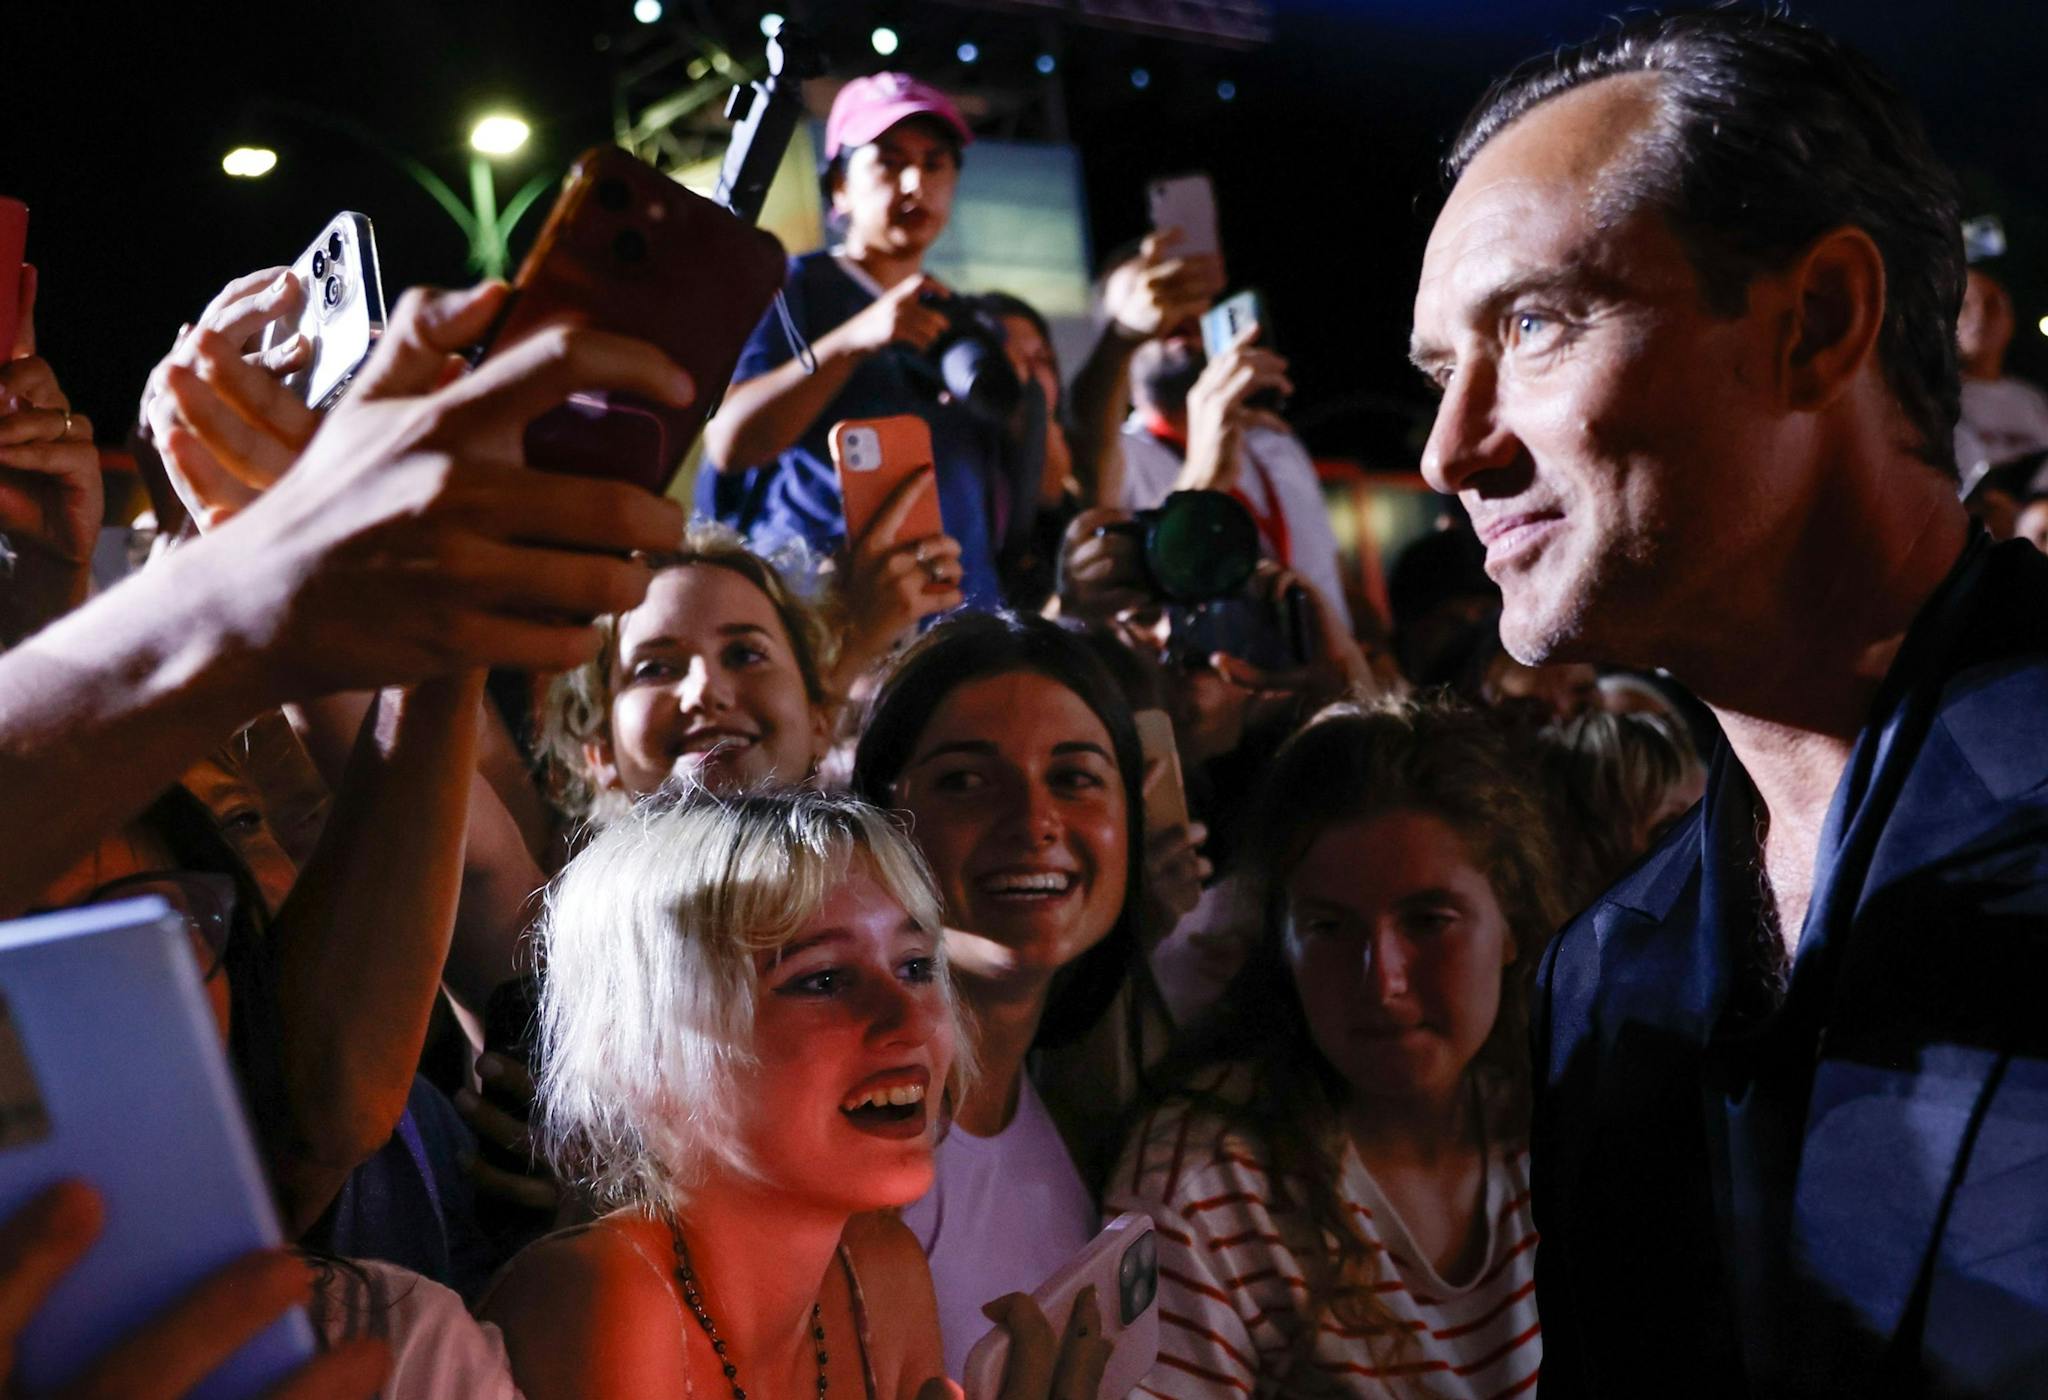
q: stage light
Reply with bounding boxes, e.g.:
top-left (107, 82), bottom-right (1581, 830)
top-left (957, 41), bottom-right (979, 63)
top-left (632, 0), bottom-right (662, 21)
top-left (222, 147), bottom-right (278, 178)
top-left (1035, 53), bottom-right (1056, 74)
top-left (1131, 67), bottom-right (1150, 89)
top-left (760, 12), bottom-right (783, 37)
top-left (1217, 79), bottom-right (1238, 101)
top-left (469, 114), bottom-right (530, 157)
top-left (871, 27), bottom-right (899, 56)
top-left (2038, 315), bottom-right (2048, 338)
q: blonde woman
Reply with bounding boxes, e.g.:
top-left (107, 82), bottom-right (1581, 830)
top-left (480, 789), bottom-right (1103, 1400)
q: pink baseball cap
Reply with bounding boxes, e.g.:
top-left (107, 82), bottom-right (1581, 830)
top-left (824, 73), bottom-right (973, 162)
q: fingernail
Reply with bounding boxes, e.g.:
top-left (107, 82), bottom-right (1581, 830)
top-left (271, 274), bottom-right (292, 294)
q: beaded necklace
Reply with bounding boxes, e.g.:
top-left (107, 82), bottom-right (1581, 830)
top-left (666, 1215), bottom-right (828, 1399)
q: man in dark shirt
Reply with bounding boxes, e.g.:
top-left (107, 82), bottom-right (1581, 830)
top-left (1409, 12), bottom-right (2048, 1397)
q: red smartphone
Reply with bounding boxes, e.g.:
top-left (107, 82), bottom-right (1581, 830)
top-left (489, 147), bottom-right (786, 494)
top-left (0, 199), bottom-right (28, 357)
top-left (831, 415), bottom-right (944, 549)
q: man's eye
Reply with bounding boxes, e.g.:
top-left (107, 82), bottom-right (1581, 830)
top-left (1406, 910), bottom-right (1460, 935)
top-left (1508, 311), bottom-right (1563, 350)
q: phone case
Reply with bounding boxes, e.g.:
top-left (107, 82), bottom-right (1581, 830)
top-left (1200, 288), bottom-right (1269, 362)
top-left (830, 415), bottom-right (944, 549)
top-left (960, 1213), bottom-right (1160, 1400)
top-left (0, 198), bottom-right (26, 357)
top-left (492, 146), bottom-right (787, 495)
top-left (1133, 709), bottom-right (1191, 834)
top-left (0, 899), bottom-right (313, 1398)
top-left (1146, 173), bottom-right (1219, 258)
top-left (260, 213), bottom-right (385, 410)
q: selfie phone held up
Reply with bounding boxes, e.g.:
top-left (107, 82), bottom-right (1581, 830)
top-left (961, 1213), bottom-right (1160, 1400)
top-left (831, 414), bottom-right (944, 556)
top-left (488, 145), bottom-right (787, 495)
top-left (259, 213), bottom-right (386, 410)
top-left (1133, 708), bottom-right (1190, 835)
top-left (0, 197), bottom-right (26, 357)
top-left (1147, 172), bottom-right (1220, 258)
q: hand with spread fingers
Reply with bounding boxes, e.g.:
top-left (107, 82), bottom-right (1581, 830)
top-left (139, 267), bottom-right (319, 531)
top-left (836, 467), bottom-right (964, 684)
top-left (0, 265), bottom-right (103, 644)
top-left (0, 1181), bottom-right (389, 1400)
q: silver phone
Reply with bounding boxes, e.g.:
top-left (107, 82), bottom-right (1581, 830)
top-left (260, 212), bottom-right (385, 409)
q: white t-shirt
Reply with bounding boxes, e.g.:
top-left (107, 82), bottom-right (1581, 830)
top-left (312, 1258), bottom-right (523, 1400)
top-left (1108, 1071), bottom-right (1541, 1399)
top-left (1116, 421), bottom-right (1354, 633)
top-left (1958, 376), bottom-right (2048, 470)
top-left (902, 1074), bottom-right (1101, 1379)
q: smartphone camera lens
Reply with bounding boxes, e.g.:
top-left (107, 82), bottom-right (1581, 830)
top-left (612, 228), bottom-right (649, 264)
top-left (597, 179), bottom-right (630, 212)
top-left (323, 275), bottom-right (345, 310)
top-left (327, 232), bottom-right (345, 263)
top-left (310, 250), bottom-right (328, 279)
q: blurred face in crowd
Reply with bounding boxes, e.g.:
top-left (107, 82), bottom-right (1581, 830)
top-left (1485, 652), bottom-right (1601, 722)
top-left (1000, 313), bottom-right (1061, 412)
top-left (1956, 269), bottom-right (2013, 381)
top-left (741, 865), bottom-right (954, 1212)
top-left (832, 118), bottom-right (960, 263)
top-left (1284, 810), bottom-right (1514, 1113)
top-left (893, 670), bottom-right (1130, 983)
top-left (1412, 74), bottom-right (1800, 668)
top-left (1127, 322), bottom-right (1206, 414)
top-left (183, 755), bottom-right (297, 917)
top-left (593, 563), bottom-right (828, 798)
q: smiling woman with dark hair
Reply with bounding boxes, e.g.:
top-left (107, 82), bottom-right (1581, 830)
top-left (851, 610), bottom-right (1163, 1379)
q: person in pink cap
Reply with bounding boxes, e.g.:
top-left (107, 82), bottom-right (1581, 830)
top-left (701, 74), bottom-right (1010, 625)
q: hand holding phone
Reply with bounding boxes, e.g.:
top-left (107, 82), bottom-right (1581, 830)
top-left (259, 213), bottom-right (386, 410)
top-left (960, 1213), bottom-right (1159, 1400)
top-left (488, 146), bottom-right (786, 495)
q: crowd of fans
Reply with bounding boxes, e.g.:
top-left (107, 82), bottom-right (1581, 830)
top-left (4, 7), bottom-right (2047, 1399)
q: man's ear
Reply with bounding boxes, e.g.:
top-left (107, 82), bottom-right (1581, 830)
top-left (1780, 225), bottom-right (1887, 413)
top-left (583, 736), bottom-right (622, 793)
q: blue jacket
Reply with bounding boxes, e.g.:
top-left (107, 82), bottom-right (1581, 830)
top-left (1533, 536), bottom-right (2048, 1399)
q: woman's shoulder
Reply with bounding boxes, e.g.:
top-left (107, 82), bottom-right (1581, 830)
top-left (838, 1212), bottom-right (945, 1397)
top-left (479, 1216), bottom-right (685, 1359)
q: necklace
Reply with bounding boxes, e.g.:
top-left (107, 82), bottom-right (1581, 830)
top-left (667, 1215), bottom-right (828, 1399)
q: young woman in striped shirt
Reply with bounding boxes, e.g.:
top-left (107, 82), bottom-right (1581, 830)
top-left (1108, 697), bottom-right (1567, 1398)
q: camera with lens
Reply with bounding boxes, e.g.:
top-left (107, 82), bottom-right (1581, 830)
top-left (904, 291), bottom-right (1022, 425)
top-left (1105, 490), bottom-right (1315, 671)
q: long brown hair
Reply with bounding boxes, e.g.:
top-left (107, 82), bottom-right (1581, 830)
top-left (1150, 693), bottom-right (1568, 1378)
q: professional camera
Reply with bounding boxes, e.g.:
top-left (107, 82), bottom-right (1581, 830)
top-left (1106, 491), bottom-right (1315, 671)
top-left (904, 291), bottom-right (1022, 423)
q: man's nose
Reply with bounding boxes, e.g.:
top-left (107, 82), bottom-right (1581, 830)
top-left (1420, 358), bottom-right (1522, 496)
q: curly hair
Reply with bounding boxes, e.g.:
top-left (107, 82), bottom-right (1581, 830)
top-left (536, 522), bottom-right (837, 825)
top-left (1149, 693), bottom-right (1568, 1379)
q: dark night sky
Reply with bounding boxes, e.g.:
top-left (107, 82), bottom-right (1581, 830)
top-left (13, 0), bottom-right (2048, 469)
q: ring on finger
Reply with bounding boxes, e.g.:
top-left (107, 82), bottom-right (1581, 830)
top-left (61, 410), bottom-right (74, 438)
top-left (923, 557), bottom-right (948, 584)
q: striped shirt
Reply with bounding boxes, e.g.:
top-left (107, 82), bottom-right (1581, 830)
top-left (1106, 1071), bottom-right (1540, 1399)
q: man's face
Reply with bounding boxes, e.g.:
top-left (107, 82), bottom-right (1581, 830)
top-left (1956, 269), bottom-right (2012, 377)
top-left (1410, 75), bottom-right (1793, 667)
top-left (832, 119), bottom-right (960, 260)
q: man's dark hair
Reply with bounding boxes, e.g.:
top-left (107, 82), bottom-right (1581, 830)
top-left (1449, 10), bottom-right (1964, 476)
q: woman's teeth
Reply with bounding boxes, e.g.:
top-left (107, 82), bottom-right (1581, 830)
top-left (841, 1083), bottom-right (927, 1113)
top-left (980, 872), bottom-right (1074, 895)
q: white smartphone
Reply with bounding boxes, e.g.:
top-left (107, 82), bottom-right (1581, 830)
top-left (0, 898), bottom-right (313, 1397)
top-left (960, 1213), bottom-right (1160, 1400)
top-left (1147, 173), bottom-right (1220, 258)
top-left (1134, 708), bottom-right (1190, 835)
top-left (260, 212), bottom-right (385, 409)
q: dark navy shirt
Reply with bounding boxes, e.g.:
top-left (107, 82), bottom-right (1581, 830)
top-left (698, 250), bottom-right (1002, 610)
